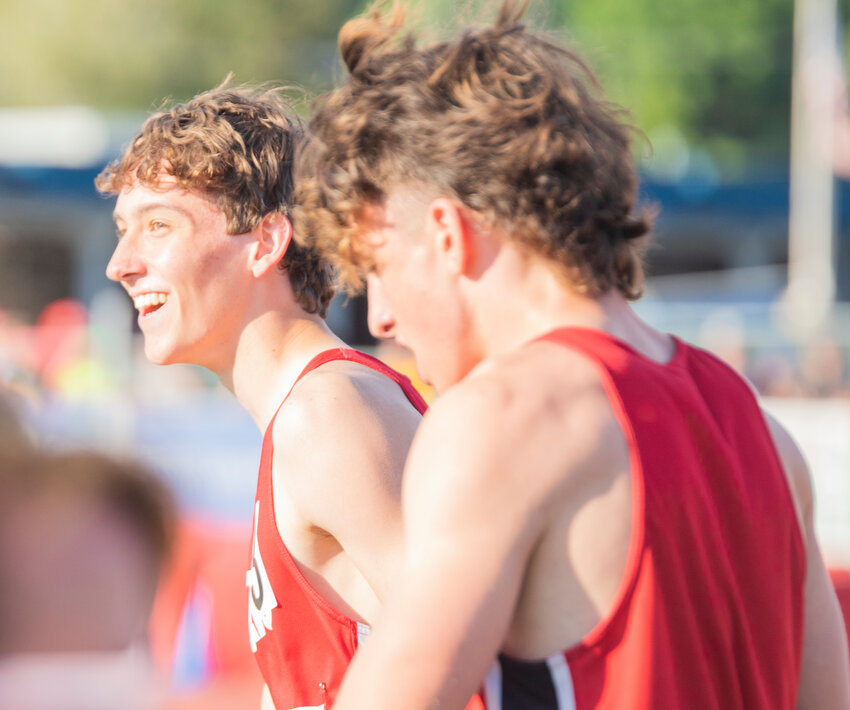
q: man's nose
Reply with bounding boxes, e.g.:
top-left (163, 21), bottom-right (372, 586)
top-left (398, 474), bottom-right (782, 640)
top-left (368, 308), bottom-right (397, 340)
top-left (105, 235), bottom-right (144, 283)
top-left (366, 274), bottom-right (397, 340)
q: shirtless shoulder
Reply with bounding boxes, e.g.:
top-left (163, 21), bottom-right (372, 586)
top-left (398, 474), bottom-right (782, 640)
top-left (403, 340), bottom-right (633, 656)
top-left (409, 341), bottom-right (627, 512)
top-left (272, 359), bottom-right (419, 515)
top-left (268, 358), bottom-right (422, 606)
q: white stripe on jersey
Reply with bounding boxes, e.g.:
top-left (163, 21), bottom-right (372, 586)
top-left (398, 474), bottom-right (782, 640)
top-left (546, 653), bottom-right (577, 710)
top-left (356, 621), bottom-right (370, 647)
top-left (483, 661), bottom-right (503, 710)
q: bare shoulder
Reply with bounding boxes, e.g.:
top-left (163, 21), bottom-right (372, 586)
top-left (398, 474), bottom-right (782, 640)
top-left (275, 359), bottom-right (419, 440)
top-left (406, 341), bottom-right (626, 520)
top-left (271, 358), bottom-right (422, 526)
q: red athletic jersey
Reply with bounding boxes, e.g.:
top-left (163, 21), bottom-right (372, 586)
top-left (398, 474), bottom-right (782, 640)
top-left (480, 328), bottom-right (806, 710)
top-left (247, 348), bottom-right (427, 710)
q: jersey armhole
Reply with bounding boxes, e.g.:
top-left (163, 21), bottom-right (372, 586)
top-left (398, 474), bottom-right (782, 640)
top-left (521, 336), bottom-right (649, 662)
top-left (254, 347), bottom-right (421, 635)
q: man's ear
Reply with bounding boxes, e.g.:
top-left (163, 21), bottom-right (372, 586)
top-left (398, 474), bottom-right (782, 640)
top-left (427, 198), bottom-right (473, 277)
top-left (249, 213), bottom-right (292, 278)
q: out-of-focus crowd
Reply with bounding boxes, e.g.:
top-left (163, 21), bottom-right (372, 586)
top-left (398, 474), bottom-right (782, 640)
top-left (0, 366), bottom-right (265, 709)
top-left (711, 333), bottom-right (850, 399)
top-left (0, 298), bottom-right (216, 406)
top-left (2, 298), bottom-right (848, 405)
top-left (1, 297), bottom-right (848, 710)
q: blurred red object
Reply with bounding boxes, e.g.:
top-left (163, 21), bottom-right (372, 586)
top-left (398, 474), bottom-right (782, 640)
top-left (34, 298), bottom-right (89, 387)
top-left (150, 516), bottom-right (263, 709)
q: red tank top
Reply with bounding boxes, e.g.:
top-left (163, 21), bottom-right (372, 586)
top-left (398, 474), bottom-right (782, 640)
top-left (247, 348), bottom-right (427, 709)
top-left (480, 328), bottom-right (806, 710)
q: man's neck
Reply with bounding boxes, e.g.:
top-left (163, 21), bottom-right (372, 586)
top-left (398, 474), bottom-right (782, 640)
top-left (471, 249), bottom-right (665, 365)
top-left (222, 308), bottom-right (346, 432)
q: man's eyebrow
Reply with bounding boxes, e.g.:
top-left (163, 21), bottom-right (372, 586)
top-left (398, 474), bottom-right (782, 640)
top-left (112, 202), bottom-right (196, 224)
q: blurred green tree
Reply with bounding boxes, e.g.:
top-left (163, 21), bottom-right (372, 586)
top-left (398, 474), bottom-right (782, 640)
top-left (0, 0), bottom-right (362, 109)
top-left (1, 0), bottom-right (845, 176)
top-left (394, 0), bottom-right (798, 175)
top-left (564, 0), bottom-right (795, 176)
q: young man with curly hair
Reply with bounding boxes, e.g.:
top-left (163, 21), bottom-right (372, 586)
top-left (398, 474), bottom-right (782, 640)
top-left (294, 3), bottom-right (850, 708)
top-left (96, 84), bottom-right (429, 710)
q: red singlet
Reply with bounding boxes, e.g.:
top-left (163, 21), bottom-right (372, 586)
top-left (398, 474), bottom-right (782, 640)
top-left (247, 348), bottom-right (427, 709)
top-left (480, 328), bottom-right (806, 710)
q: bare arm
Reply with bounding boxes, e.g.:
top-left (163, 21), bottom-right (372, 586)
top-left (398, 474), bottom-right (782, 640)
top-left (332, 382), bottom-right (554, 710)
top-left (764, 412), bottom-right (850, 710)
top-left (272, 364), bottom-right (421, 607)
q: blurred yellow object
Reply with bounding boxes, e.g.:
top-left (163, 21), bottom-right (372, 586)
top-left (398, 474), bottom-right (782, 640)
top-left (53, 359), bottom-right (114, 399)
top-left (373, 342), bottom-right (435, 404)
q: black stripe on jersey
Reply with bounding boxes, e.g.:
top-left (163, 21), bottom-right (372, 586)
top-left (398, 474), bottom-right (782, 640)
top-left (498, 654), bottom-right (560, 710)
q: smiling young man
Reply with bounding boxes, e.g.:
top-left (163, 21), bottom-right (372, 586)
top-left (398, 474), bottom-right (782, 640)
top-left (293, 3), bottom-right (850, 709)
top-left (95, 85), bottom-right (429, 710)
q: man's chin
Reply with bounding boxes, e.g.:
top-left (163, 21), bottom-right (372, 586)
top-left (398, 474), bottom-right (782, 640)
top-left (142, 343), bottom-right (175, 367)
top-left (414, 363), bottom-right (431, 387)
top-left (428, 360), bottom-right (478, 394)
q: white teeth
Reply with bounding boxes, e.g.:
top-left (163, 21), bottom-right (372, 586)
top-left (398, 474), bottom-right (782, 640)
top-left (132, 292), bottom-right (168, 311)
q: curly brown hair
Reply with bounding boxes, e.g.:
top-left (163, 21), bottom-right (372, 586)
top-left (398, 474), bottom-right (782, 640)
top-left (294, 0), bottom-right (651, 299)
top-left (97, 82), bottom-right (335, 317)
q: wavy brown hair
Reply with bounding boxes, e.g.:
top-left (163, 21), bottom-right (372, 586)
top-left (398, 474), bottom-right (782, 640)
top-left (294, 0), bottom-right (651, 298)
top-left (97, 82), bottom-right (335, 317)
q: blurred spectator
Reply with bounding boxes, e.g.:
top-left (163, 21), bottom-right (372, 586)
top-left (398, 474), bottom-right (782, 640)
top-left (748, 353), bottom-right (805, 398)
top-left (0, 444), bottom-right (176, 709)
top-left (0, 307), bottom-right (40, 399)
top-left (798, 335), bottom-right (850, 398)
top-left (695, 307), bottom-right (748, 375)
top-left (34, 298), bottom-right (113, 398)
top-left (0, 388), bottom-right (33, 452)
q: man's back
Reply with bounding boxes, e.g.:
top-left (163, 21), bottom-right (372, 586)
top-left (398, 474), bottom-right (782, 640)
top-left (478, 328), bottom-right (805, 709)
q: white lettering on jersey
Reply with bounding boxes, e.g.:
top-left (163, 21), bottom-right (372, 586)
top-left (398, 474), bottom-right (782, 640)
top-left (247, 500), bottom-right (278, 652)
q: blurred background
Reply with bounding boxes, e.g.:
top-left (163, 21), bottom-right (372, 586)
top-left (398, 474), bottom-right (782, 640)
top-left (1, 0), bottom-right (849, 705)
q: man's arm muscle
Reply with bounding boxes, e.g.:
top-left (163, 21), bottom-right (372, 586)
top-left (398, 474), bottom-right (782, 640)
top-left (764, 412), bottom-right (850, 710)
top-left (271, 365), bottom-right (419, 606)
top-left (331, 380), bottom-right (560, 710)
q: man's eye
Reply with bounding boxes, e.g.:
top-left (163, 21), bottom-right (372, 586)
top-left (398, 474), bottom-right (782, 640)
top-left (150, 220), bottom-right (167, 231)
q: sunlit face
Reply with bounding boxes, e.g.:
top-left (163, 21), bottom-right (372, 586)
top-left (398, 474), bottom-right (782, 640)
top-left (364, 188), bottom-right (476, 393)
top-left (106, 176), bottom-right (254, 373)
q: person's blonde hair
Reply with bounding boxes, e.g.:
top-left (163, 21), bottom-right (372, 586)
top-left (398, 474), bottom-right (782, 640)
top-left (295, 0), bottom-right (651, 298)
